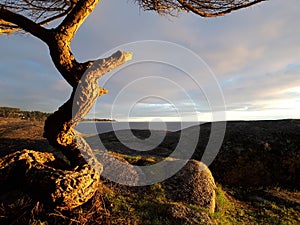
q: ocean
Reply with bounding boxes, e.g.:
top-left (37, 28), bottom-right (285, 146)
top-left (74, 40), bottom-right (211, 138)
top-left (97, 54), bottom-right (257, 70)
top-left (76, 121), bottom-right (202, 134)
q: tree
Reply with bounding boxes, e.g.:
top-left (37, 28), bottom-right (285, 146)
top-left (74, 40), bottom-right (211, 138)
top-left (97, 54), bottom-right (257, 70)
top-left (0, 0), bottom-right (266, 210)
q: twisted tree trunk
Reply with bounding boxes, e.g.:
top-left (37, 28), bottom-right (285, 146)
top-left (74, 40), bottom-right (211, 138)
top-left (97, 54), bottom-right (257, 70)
top-left (43, 51), bottom-right (132, 170)
top-left (0, 0), bottom-right (133, 210)
top-left (0, 51), bottom-right (132, 210)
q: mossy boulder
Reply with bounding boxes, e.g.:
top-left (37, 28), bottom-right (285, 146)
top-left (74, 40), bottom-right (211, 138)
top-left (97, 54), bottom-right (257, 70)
top-left (163, 160), bottom-right (216, 213)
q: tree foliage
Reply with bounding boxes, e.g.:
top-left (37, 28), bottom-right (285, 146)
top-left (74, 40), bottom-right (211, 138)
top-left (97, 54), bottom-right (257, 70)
top-left (135, 0), bottom-right (266, 17)
top-left (0, 0), bottom-right (266, 34)
top-left (0, 0), bottom-right (74, 33)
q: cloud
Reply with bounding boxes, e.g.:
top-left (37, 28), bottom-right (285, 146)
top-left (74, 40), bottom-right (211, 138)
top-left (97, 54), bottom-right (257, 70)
top-left (1, 0), bottom-right (300, 121)
top-left (222, 62), bottom-right (300, 106)
top-left (51, 79), bottom-right (70, 92)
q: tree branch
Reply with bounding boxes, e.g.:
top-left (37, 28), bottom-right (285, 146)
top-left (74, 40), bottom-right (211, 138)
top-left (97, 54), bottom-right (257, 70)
top-left (43, 0), bottom-right (102, 87)
top-left (0, 6), bottom-right (49, 41)
top-left (37, 8), bottom-right (73, 26)
top-left (43, 51), bottom-right (132, 168)
top-left (176, 0), bottom-right (267, 17)
top-left (72, 50), bottom-right (133, 125)
top-left (47, 32), bottom-right (91, 87)
top-left (56, 0), bottom-right (100, 41)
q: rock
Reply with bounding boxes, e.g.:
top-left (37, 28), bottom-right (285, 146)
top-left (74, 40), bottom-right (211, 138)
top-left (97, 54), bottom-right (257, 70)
top-left (96, 150), bottom-right (145, 186)
top-left (162, 160), bottom-right (216, 213)
top-left (166, 202), bottom-right (213, 224)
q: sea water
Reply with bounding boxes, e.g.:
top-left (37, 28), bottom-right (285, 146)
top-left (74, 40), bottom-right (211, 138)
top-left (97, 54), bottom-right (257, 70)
top-left (76, 121), bottom-right (201, 134)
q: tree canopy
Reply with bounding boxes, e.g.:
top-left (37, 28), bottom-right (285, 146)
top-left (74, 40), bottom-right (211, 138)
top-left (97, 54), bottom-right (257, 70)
top-left (0, 0), bottom-right (72, 33)
top-left (0, 0), bottom-right (265, 34)
top-left (136, 0), bottom-right (266, 16)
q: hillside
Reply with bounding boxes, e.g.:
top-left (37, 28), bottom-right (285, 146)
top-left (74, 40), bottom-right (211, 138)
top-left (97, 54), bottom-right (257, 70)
top-left (89, 119), bottom-right (299, 187)
top-left (0, 118), bottom-right (299, 224)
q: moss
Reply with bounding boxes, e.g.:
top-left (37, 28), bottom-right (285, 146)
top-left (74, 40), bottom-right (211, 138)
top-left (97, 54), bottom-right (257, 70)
top-left (123, 154), bottom-right (162, 166)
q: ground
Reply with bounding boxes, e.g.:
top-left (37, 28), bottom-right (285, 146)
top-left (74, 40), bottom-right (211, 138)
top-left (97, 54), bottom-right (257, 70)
top-left (0, 117), bottom-right (299, 225)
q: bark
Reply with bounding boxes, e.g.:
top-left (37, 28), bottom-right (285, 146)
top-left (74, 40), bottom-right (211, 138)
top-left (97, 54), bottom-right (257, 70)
top-left (57, 0), bottom-right (100, 40)
top-left (38, 50), bottom-right (132, 209)
top-left (46, 0), bottom-right (101, 87)
top-left (43, 50), bottom-right (133, 170)
top-left (0, 149), bottom-right (101, 210)
top-left (47, 32), bottom-right (91, 87)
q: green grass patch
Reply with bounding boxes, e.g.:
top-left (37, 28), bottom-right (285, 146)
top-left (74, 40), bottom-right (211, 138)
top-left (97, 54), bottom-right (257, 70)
top-left (213, 185), bottom-right (300, 225)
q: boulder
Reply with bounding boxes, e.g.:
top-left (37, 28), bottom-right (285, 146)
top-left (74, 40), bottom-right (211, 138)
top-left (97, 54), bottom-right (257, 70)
top-left (166, 202), bottom-right (213, 224)
top-left (162, 160), bottom-right (216, 213)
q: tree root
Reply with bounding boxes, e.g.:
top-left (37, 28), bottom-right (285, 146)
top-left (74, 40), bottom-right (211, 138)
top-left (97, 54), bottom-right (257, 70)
top-left (0, 149), bottom-right (102, 211)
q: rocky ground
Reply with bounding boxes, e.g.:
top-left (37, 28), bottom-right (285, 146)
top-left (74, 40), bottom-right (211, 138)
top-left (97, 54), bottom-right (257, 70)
top-left (0, 117), bottom-right (299, 224)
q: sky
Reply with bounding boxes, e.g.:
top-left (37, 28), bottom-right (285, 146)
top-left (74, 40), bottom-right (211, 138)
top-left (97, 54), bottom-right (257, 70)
top-left (0, 0), bottom-right (300, 122)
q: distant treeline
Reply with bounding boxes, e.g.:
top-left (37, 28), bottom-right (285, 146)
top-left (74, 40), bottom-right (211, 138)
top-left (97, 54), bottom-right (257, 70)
top-left (82, 118), bottom-right (116, 122)
top-left (0, 106), bottom-right (116, 122)
top-left (0, 106), bottom-right (51, 121)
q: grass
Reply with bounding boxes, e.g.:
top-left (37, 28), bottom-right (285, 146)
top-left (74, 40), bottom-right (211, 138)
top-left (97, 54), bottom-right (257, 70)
top-left (213, 185), bottom-right (300, 225)
top-left (102, 183), bottom-right (171, 225)
top-left (1, 177), bottom-right (299, 225)
top-left (1, 119), bottom-right (299, 225)
top-left (2, 173), bottom-right (298, 225)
